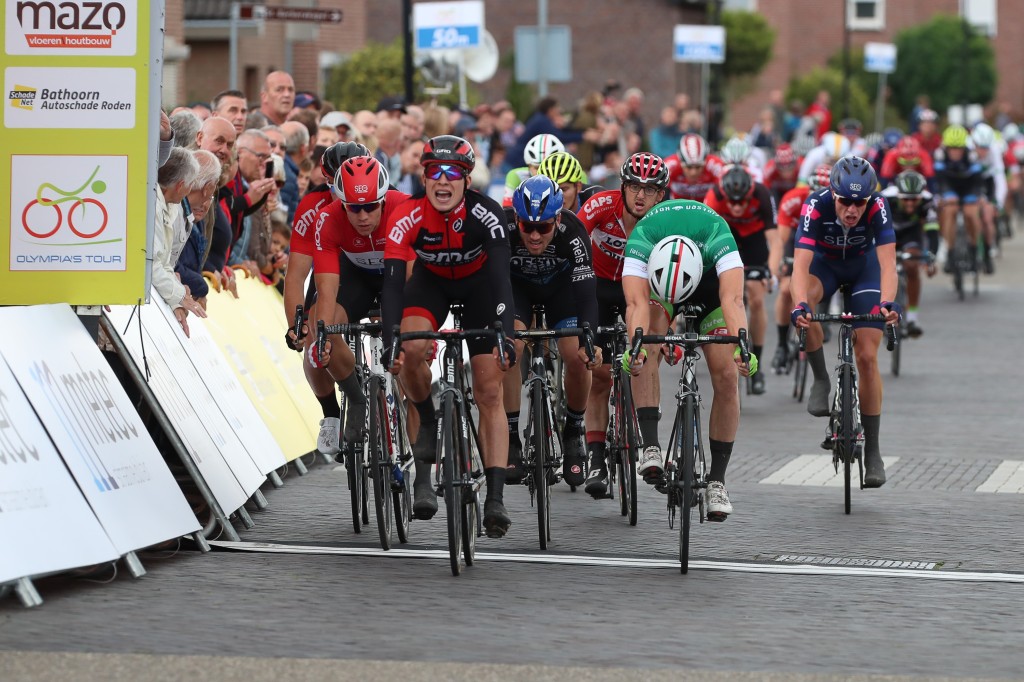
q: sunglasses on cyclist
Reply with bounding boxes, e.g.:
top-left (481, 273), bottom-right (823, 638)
top-left (345, 201), bottom-right (382, 214)
top-left (836, 197), bottom-right (869, 208)
top-left (426, 164), bottom-right (466, 181)
top-left (517, 218), bottom-right (557, 235)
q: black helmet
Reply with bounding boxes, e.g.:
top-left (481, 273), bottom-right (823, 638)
top-left (894, 170), bottom-right (927, 198)
top-left (829, 156), bottom-right (876, 200)
top-left (421, 134), bottom-right (475, 171)
top-left (320, 141), bottom-right (369, 180)
top-left (719, 166), bottom-right (754, 203)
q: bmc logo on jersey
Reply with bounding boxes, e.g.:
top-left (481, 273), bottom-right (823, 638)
top-left (470, 202), bottom-right (505, 239)
top-left (388, 206), bottom-right (422, 243)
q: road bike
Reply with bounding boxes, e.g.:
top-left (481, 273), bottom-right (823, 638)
top-left (318, 319), bottom-right (412, 549)
top-left (595, 310), bottom-right (640, 526)
top-left (800, 313), bottom-right (896, 515)
top-left (390, 305), bottom-right (493, 576)
top-left (891, 250), bottom-right (933, 377)
top-left (949, 212), bottom-right (980, 301)
top-left (516, 305), bottom-right (594, 549)
top-left (638, 309), bottom-right (749, 574)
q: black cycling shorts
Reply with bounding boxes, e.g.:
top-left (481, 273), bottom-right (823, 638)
top-left (511, 273), bottom-right (580, 332)
top-left (595, 276), bottom-right (627, 363)
top-left (735, 230), bottom-right (770, 268)
top-left (337, 258), bottom-right (384, 323)
top-left (402, 264), bottom-right (502, 357)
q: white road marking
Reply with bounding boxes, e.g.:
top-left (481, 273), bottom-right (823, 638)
top-left (208, 540), bottom-right (1024, 584)
top-left (976, 460), bottom-right (1024, 493)
top-left (758, 454), bottom-right (899, 487)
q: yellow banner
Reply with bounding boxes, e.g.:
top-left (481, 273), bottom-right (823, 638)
top-left (0, 0), bottom-right (157, 304)
top-left (201, 275), bottom-right (321, 461)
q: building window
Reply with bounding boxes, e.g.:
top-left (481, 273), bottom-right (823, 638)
top-left (847, 0), bottom-right (885, 31)
top-left (722, 0), bottom-right (757, 10)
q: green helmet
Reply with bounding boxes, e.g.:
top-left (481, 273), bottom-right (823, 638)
top-left (942, 125), bottom-right (969, 148)
top-left (894, 170), bottom-right (927, 198)
top-left (538, 151), bottom-right (585, 185)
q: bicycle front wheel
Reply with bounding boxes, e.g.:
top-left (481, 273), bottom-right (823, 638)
top-left (346, 447), bottom-right (364, 534)
top-left (840, 364), bottom-right (855, 515)
top-left (441, 397), bottom-right (463, 575)
top-left (620, 378), bottom-right (639, 526)
top-left (679, 395), bottom-right (697, 574)
top-left (531, 381), bottom-right (550, 549)
top-left (368, 379), bottom-right (393, 550)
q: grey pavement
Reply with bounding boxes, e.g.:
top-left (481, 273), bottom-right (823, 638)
top-left (2, 228), bottom-right (1024, 681)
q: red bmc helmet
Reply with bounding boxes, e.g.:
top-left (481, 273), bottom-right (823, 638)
top-left (421, 134), bottom-right (475, 171)
top-left (336, 156), bottom-right (390, 204)
top-left (620, 152), bottom-right (669, 188)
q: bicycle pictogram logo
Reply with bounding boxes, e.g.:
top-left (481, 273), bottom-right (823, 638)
top-left (21, 165), bottom-right (109, 239)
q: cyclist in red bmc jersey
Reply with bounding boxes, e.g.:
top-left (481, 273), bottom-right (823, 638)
top-left (763, 143), bottom-right (801, 202)
top-left (704, 166), bottom-right (779, 394)
top-left (307, 158), bottom-right (412, 450)
top-left (283, 141), bottom-right (369, 456)
top-left (577, 152), bottom-right (670, 498)
top-left (664, 133), bottom-right (717, 202)
top-left (771, 164), bottom-right (830, 372)
top-left (382, 135), bottom-right (518, 539)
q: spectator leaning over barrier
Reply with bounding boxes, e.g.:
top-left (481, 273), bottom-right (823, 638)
top-left (176, 150), bottom-right (222, 309)
top-left (155, 148), bottom-right (206, 336)
top-left (170, 109), bottom-right (202, 150)
top-left (228, 129), bottom-right (277, 277)
top-left (210, 89), bottom-right (248, 135)
top-left (260, 71), bottom-right (295, 126)
top-left (205, 156), bottom-right (239, 298)
top-left (280, 121), bottom-right (309, 222)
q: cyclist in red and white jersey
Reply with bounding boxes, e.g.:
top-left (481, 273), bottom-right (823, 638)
top-left (664, 133), bottom-right (717, 202)
top-left (577, 152), bottom-right (670, 498)
top-left (771, 164), bottom-right (830, 373)
top-left (704, 166), bottom-right (779, 394)
top-left (707, 136), bottom-right (765, 183)
top-left (283, 141), bottom-right (369, 455)
top-left (382, 135), bottom-right (518, 538)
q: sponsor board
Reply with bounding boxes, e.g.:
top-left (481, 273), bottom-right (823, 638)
top-left (5, 67), bottom-right (135, 129)
top-left (5, 0), bottom-right (138, 56)
top-left (9, 154), bottom-right (128, 271)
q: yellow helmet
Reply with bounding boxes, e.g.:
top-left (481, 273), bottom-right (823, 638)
top-left (538, 151), bottom-right (585, 185)
top-left (942, 125), bottom-right (969, 148)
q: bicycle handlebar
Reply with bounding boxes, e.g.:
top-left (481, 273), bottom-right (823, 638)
top-left (797, 313), bottom-right (897, 353)
top-left (514, 323), bottom-right (596, 364)
top-left (640, 328), bottom-right (750, 353)
top-left (388, 323), bottom-right (502, 368)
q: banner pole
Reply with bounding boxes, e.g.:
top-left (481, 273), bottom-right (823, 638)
top-left (123, 552), bottom-right (147, 579)
top-left (100, 315), bottom-right (241, 542)
top-left (13, 578), bottom-right (44, 608)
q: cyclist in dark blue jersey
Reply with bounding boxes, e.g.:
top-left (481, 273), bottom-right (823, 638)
top-left (790, 156), bottom-right (900, 488)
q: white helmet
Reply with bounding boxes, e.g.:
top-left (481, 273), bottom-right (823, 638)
top-left (523, 134), bottom-right (565, 166)
top-left (720, 136), bottom-right (750, 165)
top-left (679, 133), bottom-right (709, 165)
top-left (648, 236), bottom-right (703, 304)
top-left (820, 131), bottom-right (852, 161)
top-left (1002, 123), bottom-right (1020, 142)
top-left (971, 122), bottom-right (995, 149)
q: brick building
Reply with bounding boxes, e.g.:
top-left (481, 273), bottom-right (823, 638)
top-left (162, 0), bottom-right (1022, 133)
top-left (164, 0), bottom-right (367, 107)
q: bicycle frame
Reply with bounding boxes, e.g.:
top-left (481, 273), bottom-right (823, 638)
top-left (596, 312), bottom-right (640, 525)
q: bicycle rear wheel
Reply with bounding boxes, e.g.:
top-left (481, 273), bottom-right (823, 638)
top-left (440, 397), bottom-right (462, 576)
top-left (679, 395), bottom-right (696, 574)
top-left (390, 386), bottom-right (412, 544)
top-left (368, 379), bottom-right (393, 550)
top-left (840, 364), bottom-right (855, 515)
top-left (531, 382), bottom-right (551, 549)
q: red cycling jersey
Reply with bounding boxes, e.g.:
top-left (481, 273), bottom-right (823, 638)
top-left (577, 189), bottom-right (631, 281)
top-left (777, 186), bottom-right (811, 231)
top-left (290, 185), bottom-right (334, 256)
top-left (664, 153), bottom-right (717, 202)
top-left (704, 183), bottom-right (777, 238)
top-left (880, 147), bottom-right (935, 180)
top-left (312, 189), bottom-right (411, 275)
top-left (763, 160), bottom-right (800, 198)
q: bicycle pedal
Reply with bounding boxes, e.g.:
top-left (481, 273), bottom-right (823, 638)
top-left (820, 436), bottom-right (834, 451)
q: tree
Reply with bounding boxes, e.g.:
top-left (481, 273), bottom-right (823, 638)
top-left (889, 15), bottom-right (996, 116)
top-left (721, 10), bottom-right (775, 80)
top-left (325, 38), bottom-right (473, 112)
top-left (786, 67), bottom-right (873, 130)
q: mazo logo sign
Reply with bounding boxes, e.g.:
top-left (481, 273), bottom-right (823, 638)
top-left (7, 1), bottom-right (138, 56)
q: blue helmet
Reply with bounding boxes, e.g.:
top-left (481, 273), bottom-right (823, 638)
top-left (829, 156), bottom-right (877, 200)
top-left (512, 175), bottom-right (563, 222)
top-left (882, 127), bottom-right (904, 150)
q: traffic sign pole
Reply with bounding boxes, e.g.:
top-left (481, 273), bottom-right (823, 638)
top-left (229, 2), bottom-right (239, 90)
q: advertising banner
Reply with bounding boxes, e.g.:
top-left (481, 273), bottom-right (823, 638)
top-left (0, 357), bottom-right (119, 584)
top-left (201, 279), bottom-right (318, 459)
top-left (105, 304), bottom-right (257, 514)
top-left (0, 304), bottom-right (199, 555)
top-left (1, 0), bottom-right (159, 304)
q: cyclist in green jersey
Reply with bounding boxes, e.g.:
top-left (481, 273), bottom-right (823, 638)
top-left (620, 199), bottom-right (758, 519)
